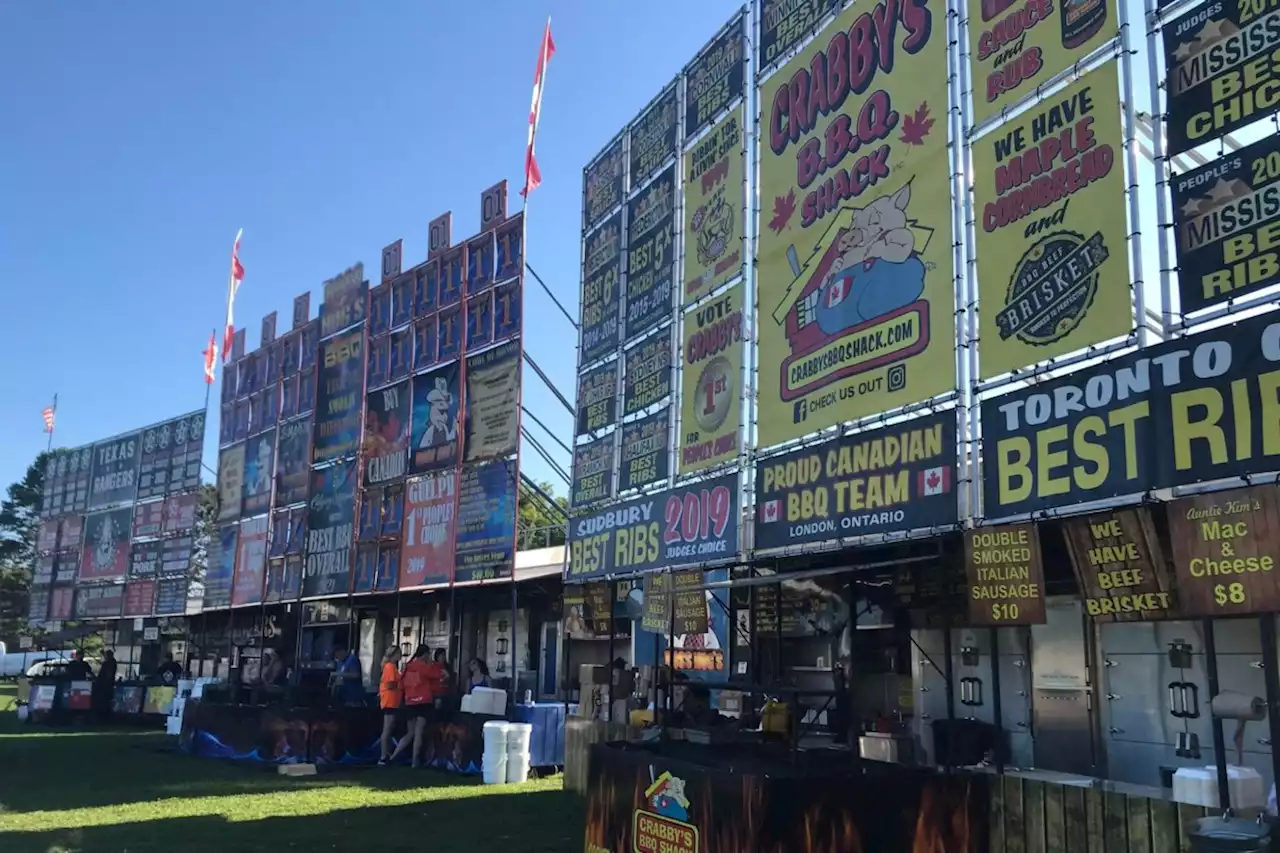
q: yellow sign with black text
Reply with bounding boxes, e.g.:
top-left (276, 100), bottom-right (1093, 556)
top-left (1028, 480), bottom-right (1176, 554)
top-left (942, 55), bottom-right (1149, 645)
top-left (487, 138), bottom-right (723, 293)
top-left (683, 108), bottom-right (744, 306)
top-left (973, 64), bottom-right (1130, 378)
top-left (756, 0), bottom-right (955, 447)
top-left (679, 282), bottom-right (743, 474)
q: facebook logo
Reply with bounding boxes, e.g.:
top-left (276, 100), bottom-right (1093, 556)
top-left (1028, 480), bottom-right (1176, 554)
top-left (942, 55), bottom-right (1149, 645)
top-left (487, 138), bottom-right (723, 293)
top-left (793, 399), bottom-right (807, 424)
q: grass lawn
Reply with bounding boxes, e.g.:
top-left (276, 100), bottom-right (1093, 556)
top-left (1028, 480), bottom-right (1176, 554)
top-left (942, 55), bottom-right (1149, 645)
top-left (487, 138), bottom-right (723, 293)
top-left (0, 684), bottom-right (584, 853)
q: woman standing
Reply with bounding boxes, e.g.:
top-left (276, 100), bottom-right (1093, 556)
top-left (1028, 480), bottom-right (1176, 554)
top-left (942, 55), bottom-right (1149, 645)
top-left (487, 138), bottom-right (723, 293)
top-left (391, 645), bottom-right (435, 768)
top-left (466, 658), bottom-right (490, 693)
top-left (377, 647), bottom-right (403, 765)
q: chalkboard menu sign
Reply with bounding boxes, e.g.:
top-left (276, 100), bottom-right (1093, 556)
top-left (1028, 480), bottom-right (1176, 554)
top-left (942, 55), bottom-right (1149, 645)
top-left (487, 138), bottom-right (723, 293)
top-left (965, 524), bottom-right (1047, 626)
top-left (585, 581), bottom-right (613, 636)
top-left (1063, 508), bottom-right (1177, 622)
top-left (641, 574), bottom-right (669, 633)
top-left (1168, 486), bottom-right (1280, 617)
top-left (672, 571), bottom-right (708, 635)
top-left (754, 583), bottom-right (779, 635)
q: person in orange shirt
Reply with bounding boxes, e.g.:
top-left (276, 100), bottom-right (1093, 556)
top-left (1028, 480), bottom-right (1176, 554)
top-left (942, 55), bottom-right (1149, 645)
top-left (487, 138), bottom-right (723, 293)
top-left (391, 645), bottom-right (436, 768)
top-left (377, 646), bottom-right (403, 766)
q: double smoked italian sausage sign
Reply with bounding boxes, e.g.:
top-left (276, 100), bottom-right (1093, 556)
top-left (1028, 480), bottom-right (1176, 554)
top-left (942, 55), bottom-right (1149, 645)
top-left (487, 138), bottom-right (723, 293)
top-left (567, 473), bottom-right (739, 582)
top-left (965, 523), bottom-right (1047, 625)
top-left (981, 311), bottom-right (1280, 517)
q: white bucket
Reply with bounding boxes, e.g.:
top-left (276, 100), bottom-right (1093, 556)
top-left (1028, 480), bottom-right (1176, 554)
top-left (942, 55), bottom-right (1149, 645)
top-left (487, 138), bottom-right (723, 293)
top-left (506, 752), bottom-right (531, 783)
top-left (505, 723), bottom-right (533, 753)
top-left (482, 753), bottom-right (508, 785)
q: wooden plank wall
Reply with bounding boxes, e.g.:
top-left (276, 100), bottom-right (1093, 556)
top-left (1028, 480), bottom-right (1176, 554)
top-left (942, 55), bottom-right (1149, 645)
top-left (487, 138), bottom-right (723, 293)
top-left (990, 776), bottom-right (1212, 853)
top-left (564, 719), bottom-right (636, 794)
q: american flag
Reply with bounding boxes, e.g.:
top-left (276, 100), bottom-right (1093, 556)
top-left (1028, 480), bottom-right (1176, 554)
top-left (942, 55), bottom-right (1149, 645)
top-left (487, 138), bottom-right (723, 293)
top-left (223, 228), bottom-right (244, 363)
top-left (521, 19), bottom-right (556, 198)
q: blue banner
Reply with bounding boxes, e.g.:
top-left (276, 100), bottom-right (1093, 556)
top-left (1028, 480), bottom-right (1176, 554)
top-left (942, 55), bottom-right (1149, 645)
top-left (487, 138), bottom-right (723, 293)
top-left (455, 459), bottom-right (516, 583)
top-left (204, 525), bottom-right (237, 609)
top-left (313, 330), bottom-right (366, 463)
top-left (410, 362), bottom-right (461, 473)
top-left (303, 459), bottom-right (357, 598)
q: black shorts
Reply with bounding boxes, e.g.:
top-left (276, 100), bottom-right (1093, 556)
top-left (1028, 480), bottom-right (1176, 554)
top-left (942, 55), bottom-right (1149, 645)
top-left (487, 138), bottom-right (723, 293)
top-left (405, 703), bottom-right (433, 720)
top-left (382, 707), bottom-right (402, 721)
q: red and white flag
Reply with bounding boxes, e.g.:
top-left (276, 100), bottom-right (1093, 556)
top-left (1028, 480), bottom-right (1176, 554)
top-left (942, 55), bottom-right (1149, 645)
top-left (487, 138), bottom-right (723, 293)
top-left (759, 499), bottom-right (781, 523)
top-left (918, 466), bottom-right (952, 496)
top-left (222, 228), bottom-right (245, 363)
top-left (521, 18), bottom-right (555, 198)
top-left (41, 405), bottom-right (56, 434)
top-left (203, 330), bottom-right (218, 385)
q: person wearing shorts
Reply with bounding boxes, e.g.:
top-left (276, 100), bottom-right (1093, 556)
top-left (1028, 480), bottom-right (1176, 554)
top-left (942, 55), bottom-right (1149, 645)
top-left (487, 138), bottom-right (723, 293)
top-left (391, 645), bottom-right (436, 768)
top-left (377, 647), bottom-right (403, 765)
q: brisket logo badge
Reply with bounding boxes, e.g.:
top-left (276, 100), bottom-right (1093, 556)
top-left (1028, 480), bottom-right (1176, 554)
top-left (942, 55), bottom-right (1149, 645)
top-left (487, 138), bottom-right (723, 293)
top-left (997, 228), bottom-right (1108, 346)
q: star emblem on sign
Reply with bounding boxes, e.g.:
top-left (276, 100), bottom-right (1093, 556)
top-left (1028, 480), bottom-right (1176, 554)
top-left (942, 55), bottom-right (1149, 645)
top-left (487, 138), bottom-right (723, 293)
top-left (175, 419), bottom-right (189, 444)
top-left (158, 424), bottom-right (171, 448)
top-left (1206, 179), bottom-right (1240, 204)
top-left (1181, 197), bottom-right (1203, 217)
top-left (143, 430), bottom-right (157, 453)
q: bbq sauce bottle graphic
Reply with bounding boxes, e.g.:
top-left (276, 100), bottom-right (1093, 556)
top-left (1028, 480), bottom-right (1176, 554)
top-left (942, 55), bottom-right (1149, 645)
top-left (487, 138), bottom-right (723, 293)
top-left (1061, 0), bottom-right (1108, 49)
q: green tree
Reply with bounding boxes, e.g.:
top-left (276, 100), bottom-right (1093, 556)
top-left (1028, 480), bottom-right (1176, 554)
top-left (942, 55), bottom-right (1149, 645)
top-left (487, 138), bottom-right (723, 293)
top-left (0, 453), bottom-right (47, 647)
top-left (517, 479), bottom-right (568, 549)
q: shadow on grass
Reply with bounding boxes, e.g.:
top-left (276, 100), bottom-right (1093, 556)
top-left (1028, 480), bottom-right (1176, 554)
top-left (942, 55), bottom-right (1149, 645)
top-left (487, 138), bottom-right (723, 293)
top-left (1, 787), bottom-right (585, 853)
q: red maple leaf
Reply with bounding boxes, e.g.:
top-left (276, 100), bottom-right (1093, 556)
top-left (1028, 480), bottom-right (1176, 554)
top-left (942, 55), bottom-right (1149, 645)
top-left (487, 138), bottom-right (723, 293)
top-left (769, 190), bottom-right (796, 234)
top-left (899, 102), bottom-right (935, 145)
top-left (927, 470), bottom-right (940, 490)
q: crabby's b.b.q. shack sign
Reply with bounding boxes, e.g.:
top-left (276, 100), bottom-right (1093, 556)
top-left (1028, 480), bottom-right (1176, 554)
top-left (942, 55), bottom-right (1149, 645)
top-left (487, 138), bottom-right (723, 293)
top-left (756, 0), bottom-right (955, 447)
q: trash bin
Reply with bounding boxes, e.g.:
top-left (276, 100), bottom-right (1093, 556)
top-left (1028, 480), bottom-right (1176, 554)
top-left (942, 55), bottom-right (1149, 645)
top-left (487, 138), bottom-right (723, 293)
top-left (1189, 815), bottom-right (1271, 852)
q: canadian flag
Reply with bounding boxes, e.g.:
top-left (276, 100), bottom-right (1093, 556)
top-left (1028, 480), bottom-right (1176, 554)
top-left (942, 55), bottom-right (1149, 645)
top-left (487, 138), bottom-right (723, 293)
top-left (222, 228), bottom-right (244, 363)
top-left (918, 466), bottom-right (952, 496)
top-left (759, 500), bottom-right (781, 523)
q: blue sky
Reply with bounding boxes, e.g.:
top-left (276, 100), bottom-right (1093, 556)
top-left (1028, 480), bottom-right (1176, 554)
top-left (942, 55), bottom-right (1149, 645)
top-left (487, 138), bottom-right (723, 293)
top-left (0, 0), bottom-right (745, 494)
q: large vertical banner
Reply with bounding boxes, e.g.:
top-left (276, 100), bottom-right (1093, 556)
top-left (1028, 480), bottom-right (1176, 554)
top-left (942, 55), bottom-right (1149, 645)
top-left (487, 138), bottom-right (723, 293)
top-left (572, 435), bottom-right (616, 508)
top-left (217, 444), bottom-right (246, 522)
top-left (320, 264), bottom-right (367, 339)
top-left (679, 282), bottom-right (744, 473)
top-left (204, 525), bottom-right (237, 610)
top-left (400, 472), bottom-right (457, 589)
top-left (363, 382), bottom-right (411, 484)
top-left (463, 338), bottom-right (520, 461)
top-left (758, 0), bottom-right (842, 73)
top-left (79, 508), bottom-right (132, 581)
top-left (577, 360), bottom-right (620, 435)
top-left (1170, 134), bottom-right (1280, 315)
top-left (756, 0), bottom-right (953, 446)
top-left (683, 108), bottom-right (745, 306)
top-left (232, 515), bottom-right (268, 607)
top-left (620, 409), bottom-right (671, 492)
top-left (967, 0), bottom-right (1112, 127)
top-left (624, 329), bottom-right (673, 415)
top-left (973, 64), bottom-right (1128, 378)
top-left (625, 165), bottom-right (677, 340)
top-left (303, 459), bottom-right (357, 598)
top-left (456, 460), bottom-right (517, 583)
top-left (274, 418), bottom-right (312, 506)
top-left (584, 137), bottom-right (626, 231)
top-left (685, 12), bottom-right (745, 139)
top-left (630, 85), bottom-right (679, 187)
top-left (1162, 2), bottom-right (1277, 157)
top-left (242, 429), bottom-right (276, 517)
top-left (581, 213), bottom-right (624, 363)
top-left (411, 363), bottom-right (461, 473)
top-left (88, 434), bottom-right (140, 509)
top-left (313, 329), bottom-right (366, 462)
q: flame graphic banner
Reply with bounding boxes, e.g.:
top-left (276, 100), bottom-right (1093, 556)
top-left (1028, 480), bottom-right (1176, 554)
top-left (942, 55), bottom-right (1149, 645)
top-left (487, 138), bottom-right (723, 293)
top-left (583, 743), bottom-right (989, 853)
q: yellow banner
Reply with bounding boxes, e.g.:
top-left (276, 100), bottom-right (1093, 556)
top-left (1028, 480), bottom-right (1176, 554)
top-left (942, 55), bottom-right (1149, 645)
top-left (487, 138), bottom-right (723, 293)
top-left (683, 107), bottom-right (745, 306)
top-left (972, 63), bottom-right (1129, 378)
top-left (966, 0), bottom-right (1113, 128)
top-left (756, 0), bottom-right (954, 447)
top-left (679, 281), bottom-right (743, 474)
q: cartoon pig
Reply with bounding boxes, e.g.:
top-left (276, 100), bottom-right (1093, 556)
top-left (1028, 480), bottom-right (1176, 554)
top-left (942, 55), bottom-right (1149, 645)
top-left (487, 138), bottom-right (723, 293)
top-left (814, 184), bottom-right (926, 337)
